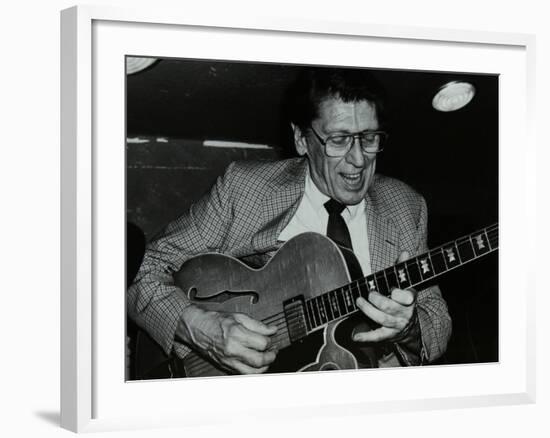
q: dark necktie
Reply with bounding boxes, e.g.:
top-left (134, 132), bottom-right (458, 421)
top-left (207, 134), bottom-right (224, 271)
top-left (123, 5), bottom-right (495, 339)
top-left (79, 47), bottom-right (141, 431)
top-left (324, 199), bottom-right (353, 251)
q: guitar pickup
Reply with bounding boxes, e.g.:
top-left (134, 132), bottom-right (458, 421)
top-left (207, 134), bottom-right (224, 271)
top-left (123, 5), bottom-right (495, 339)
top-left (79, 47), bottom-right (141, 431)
top-left (283, 295), bottom-right (309, 343)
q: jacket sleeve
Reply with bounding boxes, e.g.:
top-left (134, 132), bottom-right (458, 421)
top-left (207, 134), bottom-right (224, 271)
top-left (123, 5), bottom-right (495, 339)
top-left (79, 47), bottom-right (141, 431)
top-left (127, 163), bottom-right (237, 358)
top-left (394, 196), bottom-right (452, 365)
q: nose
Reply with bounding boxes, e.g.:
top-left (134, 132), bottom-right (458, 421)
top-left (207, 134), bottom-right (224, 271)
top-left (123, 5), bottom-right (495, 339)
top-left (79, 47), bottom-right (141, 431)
top-left (345, 137), bottom-right (368, 167)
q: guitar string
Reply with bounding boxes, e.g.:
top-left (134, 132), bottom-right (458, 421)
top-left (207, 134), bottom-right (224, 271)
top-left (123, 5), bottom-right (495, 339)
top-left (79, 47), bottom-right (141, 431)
top-left (184, 226), bottom-right (499, 375)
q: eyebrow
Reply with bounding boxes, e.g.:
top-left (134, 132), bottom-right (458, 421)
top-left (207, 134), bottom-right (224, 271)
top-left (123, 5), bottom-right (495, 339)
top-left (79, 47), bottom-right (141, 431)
top-left (324, 127), bottom-right (381, 136)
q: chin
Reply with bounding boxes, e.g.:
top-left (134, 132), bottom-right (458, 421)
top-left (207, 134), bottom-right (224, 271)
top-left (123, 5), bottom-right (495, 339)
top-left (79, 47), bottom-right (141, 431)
top-left (337, 192), bottom-right (367, 206)
top-left (336, 184), bottom-right (370, 205)
top-left (334, 172), bottom-right (372, 205)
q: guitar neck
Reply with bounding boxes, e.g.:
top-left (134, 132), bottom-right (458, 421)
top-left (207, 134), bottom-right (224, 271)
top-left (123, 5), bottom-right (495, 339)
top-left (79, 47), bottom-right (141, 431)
top-left (269, 223), bottom-right (498, 348)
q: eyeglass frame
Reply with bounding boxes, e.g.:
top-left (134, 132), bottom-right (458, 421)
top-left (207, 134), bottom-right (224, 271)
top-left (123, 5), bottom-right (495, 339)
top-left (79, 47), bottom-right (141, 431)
top-left (308, 125), bottom-right (388, 157)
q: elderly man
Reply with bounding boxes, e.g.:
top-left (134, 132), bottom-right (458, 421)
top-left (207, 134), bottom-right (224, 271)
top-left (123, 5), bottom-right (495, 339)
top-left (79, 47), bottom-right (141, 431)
top-left (128, 67), bottom-right (452, 376)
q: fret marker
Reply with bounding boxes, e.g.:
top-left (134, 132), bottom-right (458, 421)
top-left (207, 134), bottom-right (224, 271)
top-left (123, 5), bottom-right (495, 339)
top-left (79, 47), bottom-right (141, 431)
top-left (420, 259), bottom-right (430, 274)
top-left (345, 290), bottom-right (353, 307)
top-left (445, 248), bottom-right (456, 263)
top-left (475, 235), bottom-right (485, 250)
top-left (319, 302), bottom-right (326, 319)
top-left (368, 280), bottom-right (376, 291)
top-left (331, 296), bottom-right (338, 311)
top-left (398, 269), bottom-right (407, 283)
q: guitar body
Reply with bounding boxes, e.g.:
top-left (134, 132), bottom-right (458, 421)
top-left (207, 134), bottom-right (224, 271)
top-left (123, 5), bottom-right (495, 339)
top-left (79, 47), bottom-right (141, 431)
top-left (174, 233), bottom-right (375, 377)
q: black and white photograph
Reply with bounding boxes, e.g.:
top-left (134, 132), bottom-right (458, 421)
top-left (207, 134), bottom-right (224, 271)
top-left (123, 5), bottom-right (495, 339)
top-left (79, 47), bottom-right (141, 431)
top-left (2, 0), bottom-right (547, 435)
top-left (125, 58), bottom-right (499, 380)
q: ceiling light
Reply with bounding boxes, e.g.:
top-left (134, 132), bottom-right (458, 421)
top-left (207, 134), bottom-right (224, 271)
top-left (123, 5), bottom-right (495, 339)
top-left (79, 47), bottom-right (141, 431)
top-left (126, 57), bottom-right (158, 75)
top-left (432, 81), bottom-right (475, 112)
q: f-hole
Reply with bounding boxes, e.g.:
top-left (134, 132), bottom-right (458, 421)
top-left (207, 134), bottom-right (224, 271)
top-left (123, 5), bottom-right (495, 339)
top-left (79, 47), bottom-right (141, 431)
top-left (188, 287), bottom-right (259, 304)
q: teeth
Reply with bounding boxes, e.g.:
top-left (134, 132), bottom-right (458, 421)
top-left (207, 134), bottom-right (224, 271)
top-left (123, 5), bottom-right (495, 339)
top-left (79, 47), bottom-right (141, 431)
top-left (342, 173), bottom-right (360, 180)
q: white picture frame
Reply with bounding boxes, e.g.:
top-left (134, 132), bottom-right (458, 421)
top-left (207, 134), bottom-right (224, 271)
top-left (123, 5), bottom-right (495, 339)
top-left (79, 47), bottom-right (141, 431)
top-left (60, 4), bottom-right (536, 433)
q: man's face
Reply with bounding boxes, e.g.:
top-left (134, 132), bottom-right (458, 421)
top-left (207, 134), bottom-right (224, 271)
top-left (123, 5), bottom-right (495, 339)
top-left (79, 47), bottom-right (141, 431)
top-left (294, 97), bottom-right (379, 205)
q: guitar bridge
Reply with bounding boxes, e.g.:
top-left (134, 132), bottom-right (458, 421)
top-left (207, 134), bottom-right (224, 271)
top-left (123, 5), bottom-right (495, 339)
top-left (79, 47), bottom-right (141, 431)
top-left (283, 296), bottom-right (309, 343)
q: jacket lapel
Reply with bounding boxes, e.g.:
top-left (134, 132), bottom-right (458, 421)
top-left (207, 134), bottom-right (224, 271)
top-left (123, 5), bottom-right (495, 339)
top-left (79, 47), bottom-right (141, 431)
top-left (251, 159), bottom-right (307, 253)
top-left (365, 183), bottom-right (400, 272)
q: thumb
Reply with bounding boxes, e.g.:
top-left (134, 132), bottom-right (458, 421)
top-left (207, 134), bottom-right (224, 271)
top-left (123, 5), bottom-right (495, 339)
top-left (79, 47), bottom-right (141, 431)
top-left (234, 313), bottom-right (278, 335)
top-left (396, 250), bottom-right (410, 264)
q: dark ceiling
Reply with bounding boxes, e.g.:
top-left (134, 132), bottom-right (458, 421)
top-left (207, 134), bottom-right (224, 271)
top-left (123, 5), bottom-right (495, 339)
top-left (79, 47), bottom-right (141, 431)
top-left (126, 57), bottom-right (498, 149)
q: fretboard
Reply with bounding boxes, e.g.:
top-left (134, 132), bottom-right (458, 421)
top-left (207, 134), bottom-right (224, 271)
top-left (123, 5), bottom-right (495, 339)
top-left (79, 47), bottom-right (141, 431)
top-left (299, 223), bottom-right (498, 334)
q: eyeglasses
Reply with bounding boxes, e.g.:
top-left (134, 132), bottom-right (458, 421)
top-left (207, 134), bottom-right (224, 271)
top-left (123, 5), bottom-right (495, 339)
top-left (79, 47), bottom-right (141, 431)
top-left (309, 125), bottom-right (388, 157)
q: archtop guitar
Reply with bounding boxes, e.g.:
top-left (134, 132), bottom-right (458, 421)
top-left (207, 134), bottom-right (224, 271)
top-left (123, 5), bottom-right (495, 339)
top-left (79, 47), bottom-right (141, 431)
top-left (133, 224), bottom-right (498, 378)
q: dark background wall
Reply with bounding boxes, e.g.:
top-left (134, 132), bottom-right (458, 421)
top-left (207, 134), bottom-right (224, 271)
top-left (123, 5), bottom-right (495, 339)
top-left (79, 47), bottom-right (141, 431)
top-left (126, 58), bottom-right (498, 365)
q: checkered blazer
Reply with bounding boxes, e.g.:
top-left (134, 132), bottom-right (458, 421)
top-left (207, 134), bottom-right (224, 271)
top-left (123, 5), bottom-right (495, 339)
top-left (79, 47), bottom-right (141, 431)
top-left (128, 157), bottom-right (451, 365)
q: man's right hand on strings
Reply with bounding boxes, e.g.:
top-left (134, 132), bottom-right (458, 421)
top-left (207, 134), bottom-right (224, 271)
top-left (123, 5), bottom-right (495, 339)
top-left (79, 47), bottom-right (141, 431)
top-left (176, 304), bottom-right (278, 374)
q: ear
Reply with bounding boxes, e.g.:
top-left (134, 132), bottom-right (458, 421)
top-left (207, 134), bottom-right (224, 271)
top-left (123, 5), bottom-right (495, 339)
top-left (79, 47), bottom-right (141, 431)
top-left (291, 123), bottom-right (308, 156)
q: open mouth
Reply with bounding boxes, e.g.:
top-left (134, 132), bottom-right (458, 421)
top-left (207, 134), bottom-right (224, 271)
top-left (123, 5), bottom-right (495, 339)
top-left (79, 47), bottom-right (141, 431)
top-left (340, 171), bottom-right (363, 185)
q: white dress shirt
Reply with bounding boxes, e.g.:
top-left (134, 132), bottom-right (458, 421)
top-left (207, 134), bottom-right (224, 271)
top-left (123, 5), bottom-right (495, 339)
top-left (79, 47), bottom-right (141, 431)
top-left (278, 170), bottom-right (372, 276)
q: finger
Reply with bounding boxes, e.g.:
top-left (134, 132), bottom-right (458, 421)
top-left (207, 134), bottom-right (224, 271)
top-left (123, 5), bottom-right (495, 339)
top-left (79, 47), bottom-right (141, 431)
top-left (227, 358), bottom-right (270, 375)
top-left (356, 296), bottom-right (398, 328)
top-left (396, 250), bottom-right (410, 264)
top-left (390, 288), bottom-right (415, 306)
top-left (368, 291), bottom-right (405, 316)
top-left (234, 325), bottom-right (273, 351)
top-left (230, 343), bottom-right (277, 369)
top-left (353, 326), bottom-right (395, 343)
top-left (234, 313), bottom-right (278, 336)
